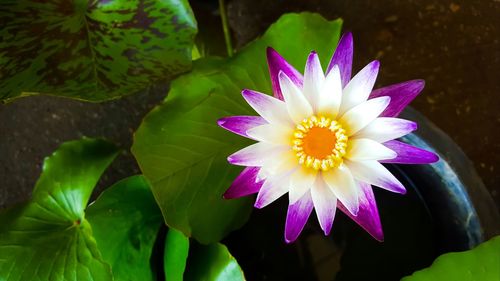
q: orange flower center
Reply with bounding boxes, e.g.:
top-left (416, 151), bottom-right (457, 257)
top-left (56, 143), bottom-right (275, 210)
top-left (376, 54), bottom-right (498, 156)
top-left (292, 116), bottom-right (348, 171)
top-left (302, 127), bottom-right (337, 160)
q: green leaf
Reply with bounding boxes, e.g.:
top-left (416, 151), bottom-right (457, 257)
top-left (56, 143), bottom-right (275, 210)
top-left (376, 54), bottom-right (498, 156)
top-left (402, 236), bottom-right (500, 281)
top-left (164, 228), bottom-right (190, 281)
top-left (86, 175), bottom-right (164, 281)
top-left (0, 138), bottom-right (118, 281)
top-left (185, 243), bottom-right (245, 281)
top-left (131, 12), bottom-right (342, 243)
top-left (0, 0), bottom-right (197, 102)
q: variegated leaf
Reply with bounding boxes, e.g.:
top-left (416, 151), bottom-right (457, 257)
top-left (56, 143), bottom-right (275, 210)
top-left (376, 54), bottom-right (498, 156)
top-left (0, 0), bottom-right (197, 102)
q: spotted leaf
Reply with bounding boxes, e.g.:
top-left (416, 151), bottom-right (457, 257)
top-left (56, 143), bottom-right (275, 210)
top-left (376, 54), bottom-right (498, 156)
top-left (0, 0), bottom-right (197, 102)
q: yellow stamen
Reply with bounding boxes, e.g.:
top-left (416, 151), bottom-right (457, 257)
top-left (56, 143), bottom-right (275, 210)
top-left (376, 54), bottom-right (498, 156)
top-left (292, 116), bottom-right (348, 171)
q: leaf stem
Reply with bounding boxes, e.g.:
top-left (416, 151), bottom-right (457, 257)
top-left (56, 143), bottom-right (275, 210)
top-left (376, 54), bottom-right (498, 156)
top-left (218, 0), bottom-right (234, 57)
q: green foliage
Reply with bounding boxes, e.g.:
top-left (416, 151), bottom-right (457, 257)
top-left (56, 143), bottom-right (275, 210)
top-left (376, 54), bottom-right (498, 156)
top-left (164, 228), bottom-right (190, 281)
top-left (0, 0), bottom-right (197, 102)
top-left (87, 175), bottom-right (164, 281)
top-left (402, 236), bottom-right (500, 281)
top-left (164, 229), bottom-right (245, 281)
top-left (185, 243), bottom-right (245, 281)
top-left (0, 138), bottom-right (118, 281)
top-left (131, 12), bottom-right (343, 244)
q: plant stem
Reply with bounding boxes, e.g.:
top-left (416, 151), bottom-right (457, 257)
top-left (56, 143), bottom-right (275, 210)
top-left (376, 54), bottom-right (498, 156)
top-left (218, 0), bottom-right (233, 57)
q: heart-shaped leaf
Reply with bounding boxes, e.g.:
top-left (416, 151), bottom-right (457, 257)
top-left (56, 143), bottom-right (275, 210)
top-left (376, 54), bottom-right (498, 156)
top-left (86, 175), bottom-right (164, 281)
top-left (131, 12), bottom-right (342, 243)
top-left (402, 236), bottom-right (500, 281)
top-left (164, 228), bottom-right (190, 281)
top-left (0, 138), bottom-right (118, 280)
top-left (0, 0), bottom-right (197, 102)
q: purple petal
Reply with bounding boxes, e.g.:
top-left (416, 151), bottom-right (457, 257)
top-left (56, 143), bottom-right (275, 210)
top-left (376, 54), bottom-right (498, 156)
top-left (369, 80), bottom-right (425, 117)
top-left (285, 191), bottom-right (314, 243)
top-left (327, 32), bottom-right (353, 88)
top-left (381, 140), bottom-right (439, 164)
top-left (267, 47), bottom-right (304, 101)
top-left (224, 167), bottom-right (263, 199)
top-left (218, 116), bottom-right (267, 140)
top-left (338, 182), bottom-right (384, 241)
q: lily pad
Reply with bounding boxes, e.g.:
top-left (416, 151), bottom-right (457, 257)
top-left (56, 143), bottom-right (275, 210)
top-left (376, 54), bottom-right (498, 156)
top-left (132, 12), bottom-right (342, 244)
top-left (86, 175), bottom-right (164, 281)
top-left (0, 138), bottom-right (118, 280)
top-left (402, 235), bottom-right (500, 281)
top-left (0, 0), bottom-right (197, 102)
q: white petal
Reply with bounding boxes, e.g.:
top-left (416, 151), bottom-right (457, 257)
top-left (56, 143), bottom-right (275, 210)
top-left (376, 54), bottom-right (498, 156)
top-left (354, 117), bottom-right (418, 142)
top-left (311, 177), bottom-right (337, 235)
top-left (279, 71), bottom-right (313, 124)
top-left (242, 89), bottom-right (293, 126)
top-left (339, 60), bottom-right (380, 114)
top-left (322, 164), bottom-right (359, 216)
top-left (345, 160), bottom-right (406, 194)
top-left (317, 64), bottom-right (342, 117)
top-left (339, 96), bottom-right (391, 136)
top-left (227, 142), bottom-right (286, 166)
top-left (258, 150), bottom-right (299, 180)
top-left (346, 138), bottom-right (397, 161)
top-left (246, 123), bottom-right (292, 145)
top-left (254, 172), bottom-right (291, 208)
top-left (289, 168), bottom-right (317, 204)
top-left (303, 52), bottom-right (325, 111)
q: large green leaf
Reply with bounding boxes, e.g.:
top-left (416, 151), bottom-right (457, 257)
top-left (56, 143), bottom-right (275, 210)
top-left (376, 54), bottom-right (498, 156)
top-left (86, 175), bottom-right (164, 281)
top-left (0, 0), bottom-right (197, 102)
top-left (0, 138), bottom-right (118, 281)
top-left (402, 236), bottom-right (500, 281)
top-left (185, 242), bottom-right (245, 281)
top-left (131, 12), bottom-right (342, 243)
top-left (164, 228), bottom-right (190, 281)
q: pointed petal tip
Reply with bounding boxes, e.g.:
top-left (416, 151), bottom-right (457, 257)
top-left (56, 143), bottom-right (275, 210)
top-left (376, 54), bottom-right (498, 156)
top-left (241, 89), bottom-right (251, 97)
top-left (323, 226), bottom-right (333, 236)
top-left (266, 46), bottom-right (277, 55)
top-left (374, 233), bottom-right (384, 242)
top-left (217, 117), bottom-right (227, 127)
top-left (253, 201), bottom-right (265, 209)
top-left (410, 121), bottom-right (419, 131)
top-left (428, 152), bottom-right (440, 163)
top-left (343, 31), bottom-right (353, 39)
top-left (413, 79), bottom-right (426, 90)
top-left (395, 185), bottom-right (407, 195)
top-left (222, 192), bottom-right (231, 200)
top-left (370, 60), bottom-right (381, 70)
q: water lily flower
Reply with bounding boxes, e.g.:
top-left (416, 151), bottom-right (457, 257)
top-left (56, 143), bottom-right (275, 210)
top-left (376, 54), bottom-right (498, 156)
top-left (218, 33), bottom-right (439, 243)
